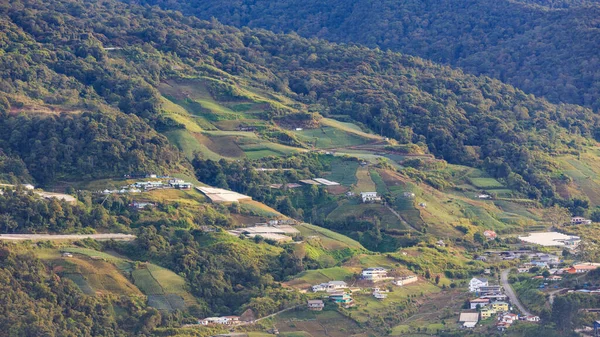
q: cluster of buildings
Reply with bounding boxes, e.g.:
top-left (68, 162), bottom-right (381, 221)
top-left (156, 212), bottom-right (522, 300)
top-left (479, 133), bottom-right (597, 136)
top-left (198, 316), bottom-right (240, 326)
top-left (100, 178), bottom-right (193, 195)
top-left (462, 276), bottom-right (538, 331)
top-left (517, 260), bottom-right (600, 278)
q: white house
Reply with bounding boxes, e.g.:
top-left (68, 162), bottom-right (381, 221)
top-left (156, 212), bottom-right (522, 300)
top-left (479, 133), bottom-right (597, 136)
top-left (311, 281), bottom-right (348, 292)
top-left (524, 315), bottom-right (540, 322)
top-left (199, 316), bottom-right (240, 325)
top-left (373, 291), bottom-right (388, 300)
top-left (571, 217), bottom-right (592, 225)
top-left (362, 267), bottom-right (388, 281)
top-left (469, 277), bottom-right (488, 292)
top-left (360, 192), bottom-right (381, 203)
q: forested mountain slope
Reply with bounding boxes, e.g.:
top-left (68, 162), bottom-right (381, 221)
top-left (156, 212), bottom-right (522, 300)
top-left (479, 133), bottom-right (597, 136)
top-left (2, 0), bottom-right (599, 201)
top-left (130, 0), bottom-right (600, 111)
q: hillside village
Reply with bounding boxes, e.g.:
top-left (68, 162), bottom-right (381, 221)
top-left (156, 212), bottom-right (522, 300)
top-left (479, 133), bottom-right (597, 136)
top-left (5, 0), bottom-right (600, 334)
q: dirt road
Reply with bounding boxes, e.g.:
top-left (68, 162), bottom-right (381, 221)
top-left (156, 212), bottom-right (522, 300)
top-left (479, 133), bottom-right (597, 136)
top-left (0, 233), bottom-right (136, 241)
top-left (501, 269), bottom-right (533, 316)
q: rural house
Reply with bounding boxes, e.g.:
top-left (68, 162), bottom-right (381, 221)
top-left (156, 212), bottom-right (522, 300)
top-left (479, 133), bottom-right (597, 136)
top-left (307, 300), bottom-right (324, 311)
top-left (360, 192), bottom-right (381, 203)
top-left (362, 267), bottom-right (388, 281)
top-left (311, 281), bottom-right (348, 292)
top-left (571, 217), bottom-right (592, 225)
top-left (469, 277), bottom-right (488, 292)
top-left (483, 230), bottom-right (497, 240)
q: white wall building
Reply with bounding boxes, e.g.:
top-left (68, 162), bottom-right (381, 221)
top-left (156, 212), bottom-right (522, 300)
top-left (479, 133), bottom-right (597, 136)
top-left (362, 267), bottom-right (388, 281)
top-left (360, 192), bottom-right (381, 203)
top-left (469, 277), bottom-right (489, 292)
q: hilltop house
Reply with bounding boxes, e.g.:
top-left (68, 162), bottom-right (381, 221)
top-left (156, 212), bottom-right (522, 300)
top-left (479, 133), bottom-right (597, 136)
top-left (469, 277), bottom-right (489, 292)
top-left (362, 267), bottom-right (388, 281)
top-left (360, 192), bottom-right (381, 203)
top-left (307, 300), bottom-right (324, 311)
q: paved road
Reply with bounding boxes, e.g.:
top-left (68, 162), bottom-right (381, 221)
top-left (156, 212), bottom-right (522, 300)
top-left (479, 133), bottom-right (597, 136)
top-left (501, 269), bottom-right (532, 316)
top-left (0, 233), bottom-right (136, 241)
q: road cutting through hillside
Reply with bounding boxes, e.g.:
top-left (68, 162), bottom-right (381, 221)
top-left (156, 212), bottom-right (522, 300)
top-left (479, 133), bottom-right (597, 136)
top-left (0, 233), bottom-right (136, 241)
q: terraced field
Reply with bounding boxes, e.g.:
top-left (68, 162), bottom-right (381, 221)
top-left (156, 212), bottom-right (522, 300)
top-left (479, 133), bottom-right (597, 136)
top-left (39, 247), bottom-right (195, 311)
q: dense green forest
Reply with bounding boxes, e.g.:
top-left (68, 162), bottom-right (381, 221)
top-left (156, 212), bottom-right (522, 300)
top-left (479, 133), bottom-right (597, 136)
top-left (131, 0), bottom-right (600, 110)
top-left (2, 0), bottom-right (599, 203)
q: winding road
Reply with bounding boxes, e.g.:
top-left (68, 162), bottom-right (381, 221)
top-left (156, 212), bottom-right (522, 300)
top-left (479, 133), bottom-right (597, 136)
top-left (501, 269), bottom-right (532, 316)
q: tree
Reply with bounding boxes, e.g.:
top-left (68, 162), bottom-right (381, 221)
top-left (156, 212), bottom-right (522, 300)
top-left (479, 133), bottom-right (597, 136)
top-left (544, 205), bottom-right (571, 227)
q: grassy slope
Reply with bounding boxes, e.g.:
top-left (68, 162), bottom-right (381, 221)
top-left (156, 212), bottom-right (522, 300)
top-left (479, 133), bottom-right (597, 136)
top-left (38, 246), bottom-right (196, 310)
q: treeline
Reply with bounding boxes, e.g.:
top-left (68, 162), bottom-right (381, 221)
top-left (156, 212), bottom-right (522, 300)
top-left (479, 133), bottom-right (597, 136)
top-left (114, 226), bottom-right (305, 317)
top-left (0, 245), bottom-right (173, 336)
top-left (0, 189), bottom-right (126, 233)
top-left (0, 111), bottom-right (180, 185)
top-left (131, 0), bottom-right (600, 111)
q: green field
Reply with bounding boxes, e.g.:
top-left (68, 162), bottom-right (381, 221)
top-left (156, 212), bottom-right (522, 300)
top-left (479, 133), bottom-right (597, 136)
top-left (326, 160), bottom-right (359, 186)
top-left (296, 223), bottom-right (364, 250)
top-left (293, 126), bottom-right (371, 149)
top-left (468, 177), bottom-right (504, 189)
top-left (370, 169), bottom-right (389, 194)
top-left (353, 166), bottom-right (376, 192)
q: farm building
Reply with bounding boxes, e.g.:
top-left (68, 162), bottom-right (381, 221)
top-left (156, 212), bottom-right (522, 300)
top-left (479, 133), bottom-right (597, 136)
top-left (459, 312), bottom-right (479, 328)
top-left (360, 192), bottom-right (381, 203)
top-left (313, 178), bottom-right (340, 186)
top-left (196, 186), bottom-right (252, 203)
top-left (571, 217), bottom-right (592, 225)
top-left (307, 300), bottom-right (324, 311)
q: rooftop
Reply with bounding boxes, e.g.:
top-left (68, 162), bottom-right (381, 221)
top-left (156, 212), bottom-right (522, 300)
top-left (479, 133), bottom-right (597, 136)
top-left (459, 312), bottom-right (479, 323)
